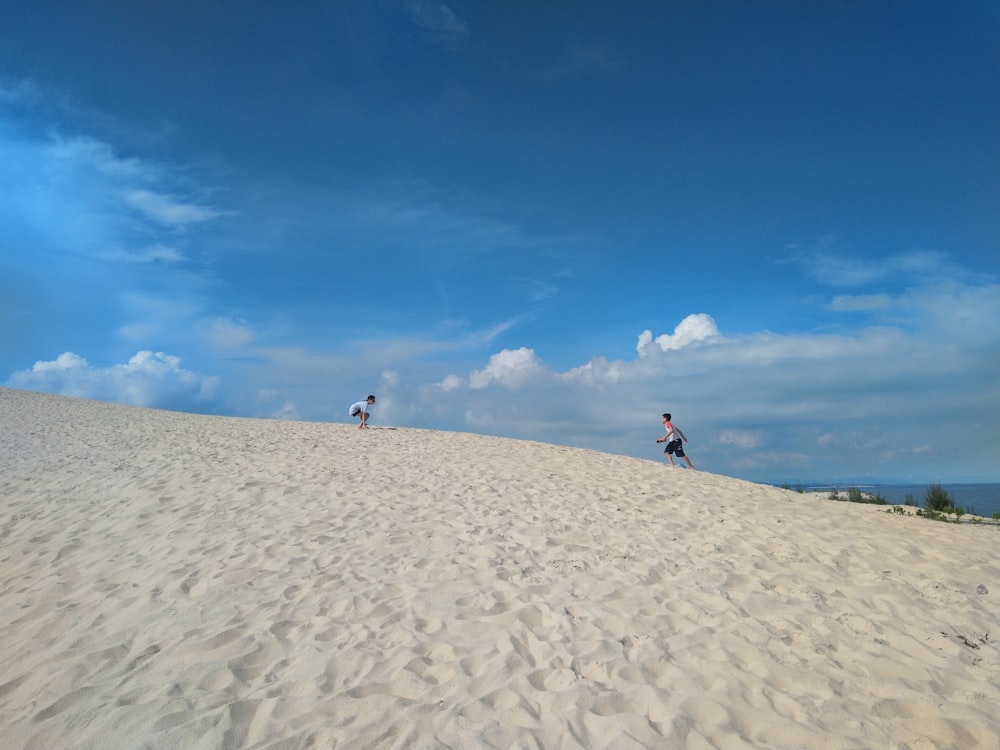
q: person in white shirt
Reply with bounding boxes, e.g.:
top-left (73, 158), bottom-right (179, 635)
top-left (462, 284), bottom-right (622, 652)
top-left (349, 395), bottom-right (376, 428)
top-left (656, 412), bottom-right (695, 469)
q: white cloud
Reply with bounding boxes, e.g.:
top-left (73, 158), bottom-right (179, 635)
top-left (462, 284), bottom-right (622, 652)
top-left (828, 293), bottom-right (891, 312)
top-left (125, 189), bottom-right (221, 227)
top-left (117, 294), bottom-right (202, 343)
top-left (561, 357), bottom-right (629, 385)
top-left (1, 123), bottom-right (224, 273)
top-left (468, 347), bottom-right (547, 389)
top-left (47, 134), bottom-right (148, 181)
top-left (270, 400), bottom-right (302, 421)
top-left (7, 351), bottom-right (220, 410)
top-left (25, 352), bottom-right (89, 373)
top-left (899, 280), bottom-right (1000, 341)
top-left (391, 280), bottom-right (999, 481)
top-left (717, 430), bottom-right (761, 449)
top-left (101, 243), bottom-right (186, 264)
top-left (406, 1), bottom-right (469, 50)
top-left (439, 374), bottom-right (464, 391)
top-left (199, 317), bottom-right (255, 350)
top-left (791, 246), bottom-right (970, 288)
top-left (637, 313), bottom-right (720, 356)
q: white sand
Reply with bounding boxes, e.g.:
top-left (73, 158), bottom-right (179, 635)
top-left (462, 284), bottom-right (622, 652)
top-left (1, 386), bottom-right (997, 750)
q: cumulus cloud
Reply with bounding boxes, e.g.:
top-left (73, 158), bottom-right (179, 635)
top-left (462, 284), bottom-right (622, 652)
top-left (7, 351), bottom-right (220, 411)
top-left (561, 357), bottom-right (630, 385)
top-left (468, 347), bottom-right (547, 389)
top-left (637, 313), bottom-right (720, 356)
top-left (394, 280), bottom-right (999, 481)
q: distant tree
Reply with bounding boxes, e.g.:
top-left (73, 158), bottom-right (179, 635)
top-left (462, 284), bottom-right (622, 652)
top-left (924, 483), bottom-right (953, 512)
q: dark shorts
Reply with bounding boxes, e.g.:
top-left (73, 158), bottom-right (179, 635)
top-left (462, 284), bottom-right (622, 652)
top-left (350, 407), bottom-right (363, 417)
top-left (664, 439), bottom-right (685, 457)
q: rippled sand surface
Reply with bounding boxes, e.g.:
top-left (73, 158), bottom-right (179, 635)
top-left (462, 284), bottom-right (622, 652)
top-left (2, 387), bottom-right (997, 749)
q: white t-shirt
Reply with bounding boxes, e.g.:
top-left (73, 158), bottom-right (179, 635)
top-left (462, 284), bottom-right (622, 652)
top-left (663, 421), bottom-right (677, 441)
top-left (349, 400), bottom-right (370, 416)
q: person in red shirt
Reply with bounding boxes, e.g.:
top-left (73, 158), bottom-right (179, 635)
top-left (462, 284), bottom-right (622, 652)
top-left (657, 413), bottom-right (695, 469)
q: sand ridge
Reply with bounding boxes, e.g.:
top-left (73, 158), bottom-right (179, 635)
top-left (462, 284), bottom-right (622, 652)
top-left (1, 387), bottom-right (997, 749)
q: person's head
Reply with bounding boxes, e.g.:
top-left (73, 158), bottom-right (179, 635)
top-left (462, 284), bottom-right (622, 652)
top-left (662, 413), bottom-right (671, 422)
top-left (367, 395), bottom-right (376, 403)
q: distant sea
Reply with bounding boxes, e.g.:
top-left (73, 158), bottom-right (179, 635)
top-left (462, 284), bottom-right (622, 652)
top-left (769, 482), bottom-right (1000, 519)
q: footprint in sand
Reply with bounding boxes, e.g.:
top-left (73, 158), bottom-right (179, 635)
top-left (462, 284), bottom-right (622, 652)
top-left (180, 577), bottom-right (206, 596)
top-left (570, 657), bottom-right (610, 687)
top-left (527, 667), bottom-right (577, 692)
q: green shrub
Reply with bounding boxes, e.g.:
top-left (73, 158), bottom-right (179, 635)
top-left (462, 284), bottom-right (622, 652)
top-left (840, 487), bottom-right (889, 505)
top-left (924, 483), bottom-right (953, 512)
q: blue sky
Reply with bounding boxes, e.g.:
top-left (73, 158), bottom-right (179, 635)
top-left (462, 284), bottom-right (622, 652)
top-left (2, 1), bottom-right (998, 483)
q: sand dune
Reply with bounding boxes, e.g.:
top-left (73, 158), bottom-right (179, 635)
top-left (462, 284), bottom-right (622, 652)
top-left (1, 386), bottom-right (997, 750)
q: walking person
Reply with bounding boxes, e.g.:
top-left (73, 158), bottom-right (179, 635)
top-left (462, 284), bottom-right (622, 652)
top-left (657, 412), bottom-right (695, 469)
top-left (349, 395), bottom-right (376, 428)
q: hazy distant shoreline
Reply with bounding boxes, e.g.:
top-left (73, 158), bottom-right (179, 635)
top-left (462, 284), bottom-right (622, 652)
top-left (771, 482), bottom-right (1000, 518)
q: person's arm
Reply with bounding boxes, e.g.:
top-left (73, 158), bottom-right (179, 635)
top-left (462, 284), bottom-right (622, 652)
top-left (675, 426), bottom-right (688, 442)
